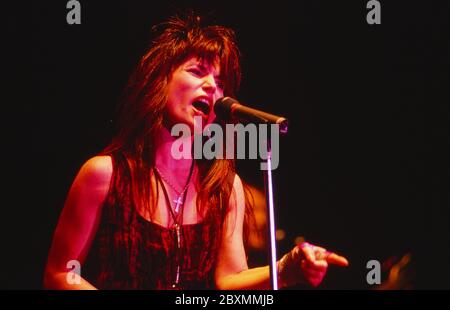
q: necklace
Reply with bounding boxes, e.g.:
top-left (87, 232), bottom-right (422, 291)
top-left (153, 162), bottom-right (194, 289)
top-left (154, 164), bottom-right (194, 214)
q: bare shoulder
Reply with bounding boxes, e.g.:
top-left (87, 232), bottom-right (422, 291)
top-left (80, 155), bottom-right (113, 176)
top-left (76, 155), bottom-right (113, 187)
top-left (67, 155), bottom-right (113, 205)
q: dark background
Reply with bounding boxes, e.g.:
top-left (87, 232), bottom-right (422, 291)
top-left (3, 0), bottom-right (449, 289)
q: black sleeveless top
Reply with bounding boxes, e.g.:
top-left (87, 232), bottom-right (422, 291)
top-left (83, 153), bottom-right (231, 289)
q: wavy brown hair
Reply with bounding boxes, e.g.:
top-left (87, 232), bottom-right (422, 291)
top-left (101, 12), bottom-right (250, 252)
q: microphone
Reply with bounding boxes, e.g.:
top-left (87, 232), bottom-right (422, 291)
top-left (214, 97), bottom-right (288, 134)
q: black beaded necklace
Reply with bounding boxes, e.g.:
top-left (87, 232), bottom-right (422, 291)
top-left (153, 162), bottom-right (194, 288)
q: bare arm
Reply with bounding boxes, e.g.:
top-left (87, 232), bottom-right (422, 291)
top-left (215, 175), bottom-right (272, 289)
top-left (43, 156), bottom-right (113, 290)
top-left (214, 175), bottom-right (349, 290)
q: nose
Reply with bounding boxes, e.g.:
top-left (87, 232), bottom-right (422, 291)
top-left (202, 74), bottom-right (218, 95)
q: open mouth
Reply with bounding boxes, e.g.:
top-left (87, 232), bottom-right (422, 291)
top-left (192, 100), bottom-right (211, 116)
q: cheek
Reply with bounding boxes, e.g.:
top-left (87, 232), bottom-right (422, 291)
top-left (169, 70), bottom-right (189, 89)
top-left (168, 84), bottom-right (184, 102)
top-left (167, 80), bottom-right (190, 108)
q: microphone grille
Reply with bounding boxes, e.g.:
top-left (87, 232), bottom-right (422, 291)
top-left (214, 97), bottom-right (237, 120)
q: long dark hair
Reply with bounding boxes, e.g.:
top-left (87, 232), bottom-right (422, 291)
top-left (101, 12), bottom-right (249, 252)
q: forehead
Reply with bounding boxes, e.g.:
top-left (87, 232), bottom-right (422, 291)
top-left (181, 57), bottom-right (221, 75)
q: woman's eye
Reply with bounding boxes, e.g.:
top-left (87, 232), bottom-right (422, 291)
top-left (189, 68), bottom-right (202, 76)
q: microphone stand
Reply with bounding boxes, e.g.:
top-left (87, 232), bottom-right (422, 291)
top-left (221, 105), bottom-right (288, 290)
top-left (263, 135), bottom-right (279, 290)
top-left (260, 117), bottom-right (288, 290)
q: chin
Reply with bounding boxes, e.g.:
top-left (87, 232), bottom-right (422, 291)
top-left (166, 113), bottom-right (210, 135)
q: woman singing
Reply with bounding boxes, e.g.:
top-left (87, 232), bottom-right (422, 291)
top-left (44, 12), bottom-right (348, 290)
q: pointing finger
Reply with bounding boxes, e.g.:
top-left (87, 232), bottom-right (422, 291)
top-left (326, 252), bottom-right (349, 267)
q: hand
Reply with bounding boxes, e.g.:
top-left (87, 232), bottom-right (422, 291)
top-left (277, 242), bottom-right (349, 288)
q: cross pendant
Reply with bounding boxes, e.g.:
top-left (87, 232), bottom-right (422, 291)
top-left (173, 196), bottom-right (183, 213)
